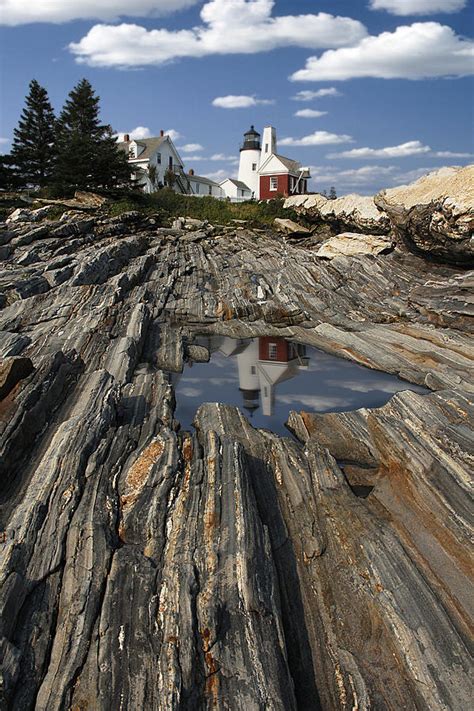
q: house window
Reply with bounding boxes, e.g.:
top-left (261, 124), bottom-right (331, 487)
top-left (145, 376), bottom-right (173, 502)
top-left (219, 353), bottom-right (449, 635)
top-left (265, 143), bottom-right (269, 153)
top-left (208, 185), bottom-right (212, 195)
top-left (270, 177), bottom-right (278, 191)
top-left (157, 153), bottom-right (161, 164)
top-left (263, 386), bottom-right (268, 397)
top-left (251, 366), bottom-right (256, 375)
top-left (169, 156), bottom-right (173, 169)
top-left (129, 147), bottom-right (136, 159)
top-left (241, 189), bottom-right (245, 197)
top-left (268, 343), bottom-right (278, 360)
top-left (252, 163), bottom-right (257, 171)
top-left (195, 183), bottom-right (200, 194)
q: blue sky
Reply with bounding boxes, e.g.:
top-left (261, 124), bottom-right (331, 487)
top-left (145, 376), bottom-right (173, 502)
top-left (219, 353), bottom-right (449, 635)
top-left (0, 0), bottom-right (473, 194)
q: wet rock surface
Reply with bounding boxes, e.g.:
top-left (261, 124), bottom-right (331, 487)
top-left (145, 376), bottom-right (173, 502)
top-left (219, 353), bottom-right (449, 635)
top-left (0, 201), bottom-right (472, 710)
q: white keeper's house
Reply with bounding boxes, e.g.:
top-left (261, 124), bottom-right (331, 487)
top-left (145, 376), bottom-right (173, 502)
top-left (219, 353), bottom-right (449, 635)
top-left (119, 125), bottom-right (311, 201)
top-left (118, 131), bottom-right (222, 197)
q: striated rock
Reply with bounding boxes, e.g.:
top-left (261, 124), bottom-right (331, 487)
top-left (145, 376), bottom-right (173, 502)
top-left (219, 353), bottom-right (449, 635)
top-left (0, 199), bottom-right (472, 710)
top-left (285, 193), bottom-right (390, 234)
top-left (0, 357), bottom-right (34, 400)
top-left (375, 165), bottom-right (474, 264)
top-left (5, 208), bottom-right (34, 225)
top-left (315, 231), bottom-right (393, 258)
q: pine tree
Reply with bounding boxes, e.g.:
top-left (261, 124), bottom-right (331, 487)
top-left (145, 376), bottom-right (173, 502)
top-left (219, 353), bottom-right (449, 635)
top-left (10, 79), bottom-right (56, 186)
top-left (0, 154), bottom-right (22, 190)
top-left (328, 186), bottom-right (337, 200)
top-left (53, 79), bottom-right (130, 190)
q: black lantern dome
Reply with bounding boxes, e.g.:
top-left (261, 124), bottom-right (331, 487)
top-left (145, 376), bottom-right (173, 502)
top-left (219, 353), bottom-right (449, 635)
top-left (241, 125), bottom-right (261, 151)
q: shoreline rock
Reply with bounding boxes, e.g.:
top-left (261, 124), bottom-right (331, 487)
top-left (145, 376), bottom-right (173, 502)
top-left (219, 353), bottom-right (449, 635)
top-left (375, 165), bottom-right (474, 265)
top-left (0, 193), bottom-right (472, 710)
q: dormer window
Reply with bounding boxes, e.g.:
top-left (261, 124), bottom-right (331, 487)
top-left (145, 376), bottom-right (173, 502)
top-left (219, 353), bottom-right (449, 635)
top-left (157, 153), bottom-right (161, 164)
top-left (129, 146), bottom-right (136, 159)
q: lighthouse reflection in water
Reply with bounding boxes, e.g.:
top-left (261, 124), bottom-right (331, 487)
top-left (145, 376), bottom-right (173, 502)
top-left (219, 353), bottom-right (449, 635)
top-left (171, 336), bottom-right (426, 436)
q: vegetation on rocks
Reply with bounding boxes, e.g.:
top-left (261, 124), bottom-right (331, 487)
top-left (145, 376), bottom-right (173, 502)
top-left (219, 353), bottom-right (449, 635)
top-left (105, 189), bottom-right (302, 227)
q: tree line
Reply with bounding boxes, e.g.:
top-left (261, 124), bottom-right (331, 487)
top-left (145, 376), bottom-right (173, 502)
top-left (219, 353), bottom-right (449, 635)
top-left (0, 79), bottom-right (131, 192)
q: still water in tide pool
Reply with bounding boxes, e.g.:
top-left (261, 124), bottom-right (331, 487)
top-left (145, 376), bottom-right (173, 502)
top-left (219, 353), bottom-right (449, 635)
top-left (170, 336), bottom-right (427, 436)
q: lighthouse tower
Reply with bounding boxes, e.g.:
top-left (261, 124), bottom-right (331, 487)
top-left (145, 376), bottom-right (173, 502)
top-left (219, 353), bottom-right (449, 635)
top-left (238, 126), bottom-right (261, 199)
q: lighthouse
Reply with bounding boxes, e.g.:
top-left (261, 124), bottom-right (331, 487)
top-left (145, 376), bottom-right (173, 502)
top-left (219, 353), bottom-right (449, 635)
top-left (238, 125), bottom-right (261, 199)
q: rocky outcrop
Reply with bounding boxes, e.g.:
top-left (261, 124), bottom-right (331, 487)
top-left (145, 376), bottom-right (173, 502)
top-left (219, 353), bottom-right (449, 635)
top-left (375, 165), bottom-right (474, 264)
top-left (0, 202), bottom-right (472, 710)
top-left (315, 232), bottom-right (393, 258)
top-left (284, 193), bottom-right (390, 234)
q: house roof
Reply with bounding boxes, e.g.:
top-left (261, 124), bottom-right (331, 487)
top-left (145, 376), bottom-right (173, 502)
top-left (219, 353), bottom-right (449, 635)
top-left (220, 178), bottom-right (251, 191)
top-left (189, 174), bottom-right (220, 186)
top-left (118, 136), bottom-right (167, 161)
top-left (259, 153), bottom-right (303, 175)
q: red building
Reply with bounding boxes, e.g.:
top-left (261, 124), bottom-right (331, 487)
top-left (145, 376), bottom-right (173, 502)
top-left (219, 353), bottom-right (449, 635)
top-left (259, 337), bottom-right (306, 363)
top-left (258, 155), bottom-right (310, 200)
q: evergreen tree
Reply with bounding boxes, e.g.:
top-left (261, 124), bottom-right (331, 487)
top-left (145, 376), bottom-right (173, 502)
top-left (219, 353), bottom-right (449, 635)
top-left (10, 79), bottom-right (56, 186)
top-left (53, 79), bottom-right (130, 190)
top-left (0, 154), bottom-right (22, 190)
top-left (328, 186), bottom-right (337, 200)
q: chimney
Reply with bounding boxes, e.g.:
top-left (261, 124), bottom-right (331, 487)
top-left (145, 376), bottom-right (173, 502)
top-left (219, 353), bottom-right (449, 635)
top-left (188, 168), bottom-right (195, 176)
top-left (160, 129), bottom-right (164, 137)
top-left (124, 133), bottom-right (130, 142)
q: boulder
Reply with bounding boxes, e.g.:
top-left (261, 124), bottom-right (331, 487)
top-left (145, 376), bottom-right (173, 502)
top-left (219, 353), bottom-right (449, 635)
top-left (284, 193), bottom-right (390, 234)
top-left (186, 344), bottom-right (210, 362)
top-left (375, 166), bottom-right (474, 264)
top-left (274, 218), bottom-right (311, 236)
top-left (315, 232), bottom-right (394, 258)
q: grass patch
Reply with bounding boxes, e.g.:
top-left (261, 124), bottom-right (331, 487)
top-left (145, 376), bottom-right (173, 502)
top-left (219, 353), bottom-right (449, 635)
top-left (1, 187), bottom-right (307, 230)
top-left (103, 188), bottom-right (302, 227)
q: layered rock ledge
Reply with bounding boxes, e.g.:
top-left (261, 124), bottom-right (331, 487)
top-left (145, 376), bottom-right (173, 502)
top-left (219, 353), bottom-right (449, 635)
top-left (0, 197), bottom-right (472, 710)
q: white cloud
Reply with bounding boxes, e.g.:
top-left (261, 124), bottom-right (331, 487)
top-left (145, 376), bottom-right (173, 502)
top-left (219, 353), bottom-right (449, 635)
top-left (0, 137), bottom-right (10, 145)
top-left (391, 166), bottom-right (445, 183)
top-left (165, 129), bottom-right (182, 142)
top-left (129, 126), bottom-right (152, 139)
top-left (280, 131), bottom-right (353, 147)
top-left (292, 88), bottom-right (342, 101)
top-left (212, 95), bottom-right (274, 109)
top-left (115, 126), bottom-right (152, 141)
top-left (69, 1), bottom-right (367, 68)
top-left (116, 127), bottom-right (189, 143)
top-left (203, 168), bottom-right (237, 182)
top-left (180, 143), bottom-right (204, 152)
top-left (369, 0), bottom-right (467, 15)
top-left (311, 165), bottom-right (398, 186)
top-left (182, 153), bottom-right (237, 162)
top-left (310, 163), bottom-right (473, 195)
top-left (329, 140), bottom-right (432, 159)
top-left (432, 150), bottom-right (474, 158)
top-left (0, 0), bottom-right (199, 25)
top-left (290, 23), bottom-right (474, 81)
top-left (210, 153), bottom-right (236, 161)
top-left (294, 109), bottom-right (328, 118)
